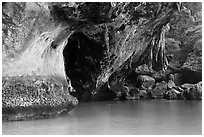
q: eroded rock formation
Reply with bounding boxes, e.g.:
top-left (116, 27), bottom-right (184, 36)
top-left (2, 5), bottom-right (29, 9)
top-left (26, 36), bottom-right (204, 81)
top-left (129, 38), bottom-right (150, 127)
top-left (2, 2), bottom-right (201, 121)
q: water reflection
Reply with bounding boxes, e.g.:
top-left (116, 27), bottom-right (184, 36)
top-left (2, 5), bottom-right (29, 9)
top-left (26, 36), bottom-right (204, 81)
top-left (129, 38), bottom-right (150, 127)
top-left (2, 100), bottom-right (202, 135)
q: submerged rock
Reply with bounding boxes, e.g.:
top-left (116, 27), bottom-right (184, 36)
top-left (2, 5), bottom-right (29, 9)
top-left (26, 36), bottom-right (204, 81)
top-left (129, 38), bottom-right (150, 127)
top-left (2, 76), bottom-right (78, 121)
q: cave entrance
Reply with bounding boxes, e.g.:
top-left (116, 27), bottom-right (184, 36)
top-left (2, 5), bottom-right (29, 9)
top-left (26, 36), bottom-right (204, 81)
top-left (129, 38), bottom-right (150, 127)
top-left (63, 32), bottom-right (104, 101)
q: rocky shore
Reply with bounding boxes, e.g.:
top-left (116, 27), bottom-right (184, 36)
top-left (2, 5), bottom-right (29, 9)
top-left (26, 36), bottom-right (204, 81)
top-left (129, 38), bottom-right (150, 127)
top-left (2, 2), bottom-right (202, 122)
top-left (92, 67), bottom-right (202, 101)
top-left (123, 74), bottom-right (202, 100)
top-left (2, 72), bottom-right (202, 122)
top-left (2, 76), bottom-right (78, 122)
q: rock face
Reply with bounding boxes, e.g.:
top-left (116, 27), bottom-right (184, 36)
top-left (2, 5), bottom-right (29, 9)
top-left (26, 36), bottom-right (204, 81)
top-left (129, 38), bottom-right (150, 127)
top-left (2, 2), bottom-right (201, 121)
top-left (2, 76), bottom-right (78, 121)
top-left (180, 39), bottom-right (202, 84)
top-left (3, 2), bottom-right (180, 100)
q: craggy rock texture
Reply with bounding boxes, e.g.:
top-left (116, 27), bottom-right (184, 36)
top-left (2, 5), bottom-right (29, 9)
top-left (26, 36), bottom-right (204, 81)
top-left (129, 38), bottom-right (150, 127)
top-left (182, 39), bottom-right (202, 74)
top-left (151, 81), bottom-right (168, 99)
top-left (166, 2), bottom-right (202, 69)
top-left (122, 76), bottom-right (201, 100)
top-left (2, 2), bottom-right (202, 121)
top-left (3, 2), bottom-right (180, 100)
top-left (2, 76), bottom-right (78, 121)
top-left (181, 82), bottom-right (202, 100)
top-left (164, 88), bottom-right (181, 100)
top-left (3, 2), bottom-right (78, 121)
top-left (137, 75), bottom-right (155, 89)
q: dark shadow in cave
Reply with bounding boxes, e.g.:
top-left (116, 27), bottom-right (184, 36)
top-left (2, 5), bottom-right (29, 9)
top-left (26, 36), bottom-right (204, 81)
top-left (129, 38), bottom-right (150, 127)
top-left (63, 32), bottom-right (105, 101)
top-left (180, 68), bottom-right (202, 84)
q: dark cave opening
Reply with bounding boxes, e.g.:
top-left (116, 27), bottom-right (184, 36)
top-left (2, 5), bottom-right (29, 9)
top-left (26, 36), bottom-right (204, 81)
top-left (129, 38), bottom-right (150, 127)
top-left (63, 32), bottom-right (105, 101)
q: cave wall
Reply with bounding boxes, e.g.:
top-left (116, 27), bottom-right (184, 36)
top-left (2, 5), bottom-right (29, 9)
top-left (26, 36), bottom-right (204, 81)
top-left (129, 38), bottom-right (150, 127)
top-left (2, 2), bottom-right (180, 100)
top-left (2, 3), bottom-right (75, 87)
top-left (3, 26), bottom-right (74, 85)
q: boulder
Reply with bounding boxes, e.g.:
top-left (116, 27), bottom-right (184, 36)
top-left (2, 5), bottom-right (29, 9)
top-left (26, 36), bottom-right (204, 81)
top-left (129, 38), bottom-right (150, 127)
top-left (183, 88), bottom-right (201, 100)
top-left (164, 88), bottom-right (181, 100)
top-left (181, 82), bottom-right (202, 100)
top-left (108, 79), bottom-right (128, 100)
top-left (153, 69), bottom-right (172, 83)
top-left (137, 75), bottom-right (155, 90)
top-left (181, 83), bottom-right (194, 89)
top-left (138, 89), bottom-right (150, 99)
top-left (151, 81), bottom-right (167, 99)
top-left (126, 88), bottom-right (140, 100)
top-left (2, 76), bottom-right (78, 121)
top-left (167, 80), bottom-right (176, 89)
top-left (195, 81), bottom-right (202, 94)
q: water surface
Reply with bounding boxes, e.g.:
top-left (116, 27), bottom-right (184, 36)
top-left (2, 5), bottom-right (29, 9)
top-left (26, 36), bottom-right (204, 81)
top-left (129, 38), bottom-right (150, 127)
top-left (2, 100), bottom-right (202, 135)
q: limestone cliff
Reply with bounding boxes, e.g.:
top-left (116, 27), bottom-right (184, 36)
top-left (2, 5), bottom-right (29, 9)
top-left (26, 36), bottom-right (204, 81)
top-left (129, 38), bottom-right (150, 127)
top-left (2, 2), bottom-right (185, 121)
